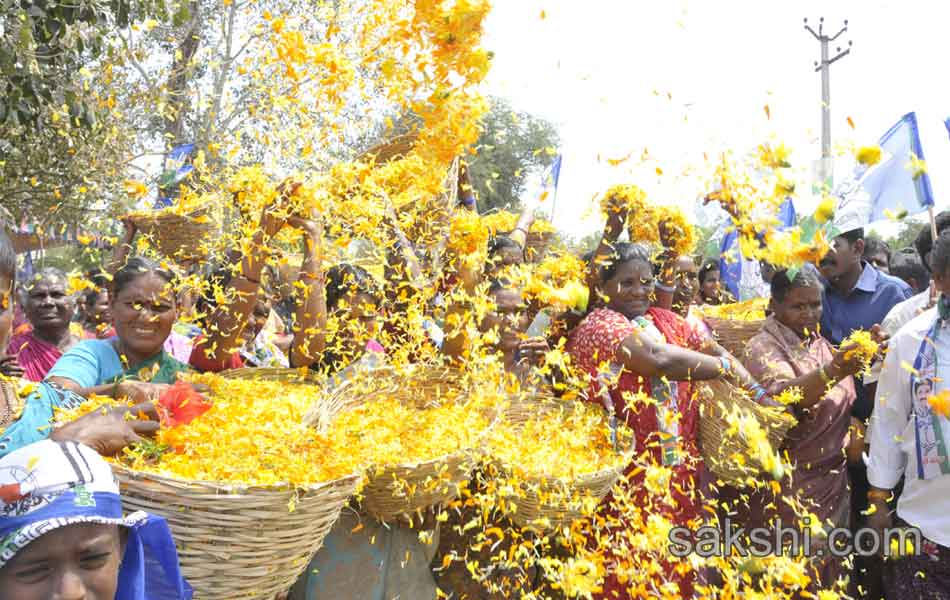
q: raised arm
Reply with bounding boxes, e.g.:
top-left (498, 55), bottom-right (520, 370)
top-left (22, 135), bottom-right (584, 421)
top-left (507, 203), bottom-right (536, 250)
top-left (105, 218), bottom-right (137, 275)
top-left (587, 204), bottom-right (628, 306)
top-left (198, 184), bottom-right (295, 365)
top-left (286, 213), bottom-right (327, 368)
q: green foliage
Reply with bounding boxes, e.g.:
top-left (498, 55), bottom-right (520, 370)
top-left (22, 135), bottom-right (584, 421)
top-left (881, 218), bottom-right (927, 253)
top-left (467, 96), bottom-right (559, 213)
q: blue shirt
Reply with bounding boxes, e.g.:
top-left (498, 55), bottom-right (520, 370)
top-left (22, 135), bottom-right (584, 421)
top-left (47, 339), bottom-right (124, 388)
top-left (820, 262), bottom-right (913, 421)
top-left (820, 262), bottom-right (913, 346)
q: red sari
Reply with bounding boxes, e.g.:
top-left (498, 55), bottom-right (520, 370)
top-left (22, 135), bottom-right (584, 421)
top-left (567, 307), bottom-right (704, 599)
top-left (6, 332), bottom-right (64, 382)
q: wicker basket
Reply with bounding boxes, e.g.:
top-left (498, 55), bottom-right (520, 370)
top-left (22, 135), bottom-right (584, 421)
top-left (492, 398), bottom-right (629, 531)
top-left (127, 205), bottom-right (215, 260)
top-left (0, 380), bottom-right (22, 430)
top-left (524, 230), bottom-right (555, 263)
top-left (323, 365), bottom-right (482, 522)
top-left (704, 316), bottom-right (765, 358)
top-left (697, 380), bottom-right (797, 486)
top-left (360, 133), bottom-right (417, 165)
top-left (113, 465), bottom-right (359, 599)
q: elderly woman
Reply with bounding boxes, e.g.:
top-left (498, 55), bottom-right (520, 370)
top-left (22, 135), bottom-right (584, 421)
top-left (0, 439), bottom-right (191, 600)
top-left (566, 242), bottom-right (762, 598)
top-left (6, 268), bottom-right (80, 381)
top-left (732, 268), bottom-right (863, 594)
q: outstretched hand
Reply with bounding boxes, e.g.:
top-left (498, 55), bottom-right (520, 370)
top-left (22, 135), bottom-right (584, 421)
top-left (51, 402), bottom-right (160, 457)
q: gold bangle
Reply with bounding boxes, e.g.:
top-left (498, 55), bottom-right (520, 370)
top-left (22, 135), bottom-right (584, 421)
top-left (819, 365), bottom-right (833, 384)
top-left (868, 489), bottom-right (892, 502)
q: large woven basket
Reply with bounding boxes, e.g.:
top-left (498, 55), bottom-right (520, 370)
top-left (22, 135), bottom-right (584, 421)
top-left (127, 205), bottom-right (215, 260)
top-left (492, 398), bottom-right (629, 531)
top-left (322, 365), bottom-right (482, 522)
top-left (113, 465), bottom-right (359, 600)
top-left (697, 380), bottom-right (797, 486)
top-left (704, 316), bottom-right (765, 358)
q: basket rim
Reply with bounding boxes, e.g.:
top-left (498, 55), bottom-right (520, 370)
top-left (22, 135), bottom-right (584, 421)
top-left (126, 205), bottom-right (210, 221)
top-left (111, 462), bottom-right (362, 494)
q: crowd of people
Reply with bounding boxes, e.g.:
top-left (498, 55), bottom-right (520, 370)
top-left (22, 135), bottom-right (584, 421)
top-left (0, 177), bottom-right (949, 600)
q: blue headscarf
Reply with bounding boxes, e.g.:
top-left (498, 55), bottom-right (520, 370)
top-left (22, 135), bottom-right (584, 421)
top-left (0, 439), bottom-right (192, 600)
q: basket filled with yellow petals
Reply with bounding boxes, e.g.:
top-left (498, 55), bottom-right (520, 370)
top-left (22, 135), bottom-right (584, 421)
top-left (486, 395), bottom-right (634, 532)
top-left (695, 298), bottom-right (769, 358)
top-left (56, 374), bottom-right (362, 600)
top-left (125, 198), bottom-right (216, 261)
top-left (320, 365), bottom-right (495, 522)
top-left (696, 380), bottom-right (798, 486)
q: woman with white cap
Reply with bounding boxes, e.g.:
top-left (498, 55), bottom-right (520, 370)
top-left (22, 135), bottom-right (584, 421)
top-left (0, 439), bottom-right (191, 600)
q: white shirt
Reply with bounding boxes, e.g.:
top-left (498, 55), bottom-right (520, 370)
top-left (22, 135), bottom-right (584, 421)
top-left (882, 288), bottom-right (934, 337)
top-left (867, 306), bottom-right (950, 546)
top-left (864, 288), bottom-right (934, 384)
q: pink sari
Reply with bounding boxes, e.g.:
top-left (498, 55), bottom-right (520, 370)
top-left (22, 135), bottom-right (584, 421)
top-left (6, 332), bottom-right (64, 382)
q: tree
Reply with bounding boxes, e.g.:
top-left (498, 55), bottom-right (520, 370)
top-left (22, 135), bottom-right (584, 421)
top-left (467, 96), bottom-right (559, 213)
top-left (0, 0), bottom-right (149, 229)
top-left (881, 217), bottom-right (927, 253)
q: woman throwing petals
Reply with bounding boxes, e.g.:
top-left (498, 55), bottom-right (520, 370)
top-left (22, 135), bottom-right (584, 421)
top-left (567, 242), bottom-right (763, 598)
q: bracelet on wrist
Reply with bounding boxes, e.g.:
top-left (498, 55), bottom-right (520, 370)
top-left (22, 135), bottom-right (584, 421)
top-left (868, 489), bottom-right (892, 503)
top-left (719, 356), bottom-right (733, 374)
top-left (819, 364), bottom-right (834, 385)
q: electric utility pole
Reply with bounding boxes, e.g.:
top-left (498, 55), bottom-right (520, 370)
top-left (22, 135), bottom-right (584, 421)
top-left (804, 17), bottom-right (852, 186)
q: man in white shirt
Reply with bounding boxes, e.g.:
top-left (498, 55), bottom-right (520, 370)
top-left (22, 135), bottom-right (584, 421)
top-left (867, 228), bottom-right (950, 598)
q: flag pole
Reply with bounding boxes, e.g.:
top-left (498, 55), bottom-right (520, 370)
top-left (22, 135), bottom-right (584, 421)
top-left (930, 205), bottom-right (938, 305)
top-left (930, 205), bottom-right (939, 242)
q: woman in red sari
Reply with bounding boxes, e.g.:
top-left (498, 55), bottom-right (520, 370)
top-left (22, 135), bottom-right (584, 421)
top-left (6, 268), bottom-right (79, 381)
top-left (567, 242), bottom-right (764, 599)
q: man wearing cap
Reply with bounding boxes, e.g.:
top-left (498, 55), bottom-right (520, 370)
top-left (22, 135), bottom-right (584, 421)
top-left (0, 439), bottom-right (191, 599)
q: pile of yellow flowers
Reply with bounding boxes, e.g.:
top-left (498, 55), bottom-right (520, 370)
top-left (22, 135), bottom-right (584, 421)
top-left (841, 329), bottom-right (880, 376)
top-left (56, 376), bottom-right (361, 486)
top-left (326, 395), bottom-right (492, 471)
top-left (488, 400), bottom-right (633, 481)
top-left (697, 297), bottom-right (768, 321)
top-left (55, 371), bottom-right (493, 489)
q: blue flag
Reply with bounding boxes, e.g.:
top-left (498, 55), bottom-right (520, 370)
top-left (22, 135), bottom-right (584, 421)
top-left (719, 198), bottom-right (796, 300)
top-left (538, 154), bottom-right (562, 204)
top-left (860, 112), bottom-right (934, 222)
top-left (155, 143), bottom-right (196, 209)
